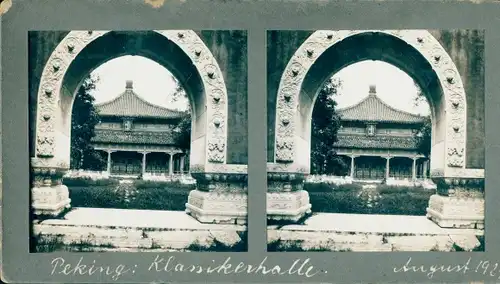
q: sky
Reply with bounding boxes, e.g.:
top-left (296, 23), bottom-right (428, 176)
top-left (331, 60), bottom-right (430, 116)
top-left (89, 56), bottom-right (430, 116)
top-left (89, 55), bottom-right (189, 111)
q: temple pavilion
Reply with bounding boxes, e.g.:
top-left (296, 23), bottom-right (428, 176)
top-left (334, 85), bottom-right (430, 181)
top-left (90, 80), bottom-right (189, 177)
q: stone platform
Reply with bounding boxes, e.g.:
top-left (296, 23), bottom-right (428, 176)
top-left (268, 213), bottom-right (484, 252)
top-left (33, 208), bottom-right (247, 252)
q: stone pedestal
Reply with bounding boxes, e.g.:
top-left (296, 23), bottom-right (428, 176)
top-left (426, 176), bottom-right (484, 229)
top-left (267, 171), bottom-right (312, 222)
top-left (31, 158), bottom-right (71, 217)
top-left (185, 171), bottom-right (247, 225)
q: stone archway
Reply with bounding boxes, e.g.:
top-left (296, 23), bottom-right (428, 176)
top-left (31, 30), bottom-right (236, 221)
top-left (33, 30), bottom-right (228, 170)
top-left (268, 30), bottom-right (483, 229)
top-left (273, 30), bottom-right (466, 177)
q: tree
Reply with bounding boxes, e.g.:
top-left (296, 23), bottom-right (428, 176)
top-left (169, 75), bottom-right (188, 106)
top-left (170, 77), bottom-right (191, 156)
top-left (413, 116), bottom-right (432, 157)
top-left (411, 82), bottom-right (432, 157)
top-left (70, 74), bottom-right (106, 170)
top-left (310, 78), bottom-right (349, 175)
top-left (173, 111), bottom-right (191, 152)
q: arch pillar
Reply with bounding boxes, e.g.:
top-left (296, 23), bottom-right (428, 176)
top-left (30, 158), bottom-right (71, 217)
top-left (266, 163), bottom-right (312, 222)
top-left (185, 164), bottom-right (248, 225)
top-left (428, 169), bottom-right (484, 229)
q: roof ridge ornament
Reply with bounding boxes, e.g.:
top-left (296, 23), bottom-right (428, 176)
top-left (369, 84), bottom-right (376, 96)
top-left (126, 80), bottom-right (133, 90)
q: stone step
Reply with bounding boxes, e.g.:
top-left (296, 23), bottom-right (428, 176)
top-left (33, 207), bottom-right (247, 252)
top-left (267, 212), bottom-right (483, 252)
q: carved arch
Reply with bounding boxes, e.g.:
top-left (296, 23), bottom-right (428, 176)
top-left (34, 30), bottom-right (228, 171)
top-left (274, 30), bottom-right (467, 177)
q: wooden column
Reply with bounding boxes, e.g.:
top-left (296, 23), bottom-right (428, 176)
top-left (180, 155), bottom-right (185, 174)
top-left (423, 160), bottom-right (428, 179)
top-left (169, 152), bottom-right (174, 175)
top-left (142, 152), bottom-right (148, 176)
top-left (107, 150), bottom-right (112, 174)
top-left (350, 155), bottom-right (356, 178)
top-left (412, 157), bottom-right (417, 180)
top-left (385, 156), bottom-right (392, 179)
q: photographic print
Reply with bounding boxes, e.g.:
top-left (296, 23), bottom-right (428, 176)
top-left (266, 30), bottom-right (485, 252)
top-left (28, 30), bottom-right (249, 252)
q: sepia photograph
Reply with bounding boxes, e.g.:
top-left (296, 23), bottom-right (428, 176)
top-left (5, 0), bottom-right (500, 283)
top-left (266, 30), bottom-right (485, 252)
top-left (28, 30), bottom-right (249, 252)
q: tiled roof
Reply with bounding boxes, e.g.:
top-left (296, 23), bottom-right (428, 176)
top-left (334, 134), bottom-right (418, 150)
top-left (95, 81), bottom-right (186, 119)
top-left (91, 129), bottom-right (177, 145)
top-left (337, 85), bottom-right (424, 124)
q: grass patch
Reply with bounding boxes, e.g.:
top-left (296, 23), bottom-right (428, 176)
top-left (68, 180), bottom-right (194, 211)
top-left (63, 177), bottom-right (119, 187)
top-left (476, 235), bottom-right (486, 251)
top-left (453, 235), bottom-right (485, 252)
top-left (186, 231), bottom-right (248, 252)
top-left (66, 179), bottom-right (434, 215)
top-left (306, 182), bottom-right (435, 215)
top-left (377, 184), bottom-right (434, 194)
top-left (69, 186), bottom-right (126, 209)
top-left (31, 234), bottom-right (66, 252)
top-left (304, 182), bottom-right (363, 193)
top-left (32, 231), bottom-right (248, 252)
top-left (34, 207), bottom-right (73, 222)
top-left (267, 212), bottom-right (313, 227)
top-left (150, 240), bottom-right (162, 249)
top-left (134, 180), bottom-right (195, 190)
top-left (130, 187), bottom-right (191, 211)
top-left (267, 239), bottom-right (351, 252)
top-left (31, 234), bottom-right (115, 252)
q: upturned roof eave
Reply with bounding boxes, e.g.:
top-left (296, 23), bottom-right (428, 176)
top-left (97, 113), bottom-right (185, 120)
top-left (339, 117), bottom-right (424, 124)
top-left (334, 146), bottom-right (419, 151)
top-left (94, 82), bottom-right (187, 119)
top-left (336, 87), bottom-right (426, 124)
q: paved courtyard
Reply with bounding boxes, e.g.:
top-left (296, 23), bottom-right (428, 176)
top-left (268, 212), bottom-right (483, 251)
top-left (38, 207), bottom-right (246, 231)
top-left (33, 208), bottom-right (247, 251)
top-left (270, 212), bottom-right (483, 236)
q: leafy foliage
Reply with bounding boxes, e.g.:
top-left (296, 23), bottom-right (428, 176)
top-left (305, 183), bottom-right (435, 216)
top-left (411, 82), bottom-right (432, 157)
top-left (66, 181), bottom-right (193, 211)
top-left (173, 112), bottom-right (191, 152)
top-left (413, 116), bottom-right (432, 157)
top-left (310, 78), bottom-right (349, 175)
top-left (170, 77), bottom-right (191, 155)
top-left (70, 75), bottom-right (106, 170)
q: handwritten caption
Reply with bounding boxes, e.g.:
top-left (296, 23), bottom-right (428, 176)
top-left (49, 255), bottom-right (500, 281)
top-left (50, 255), bottom-right (326, 281)
top-left (393, 257), bottom-right (500, 280)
